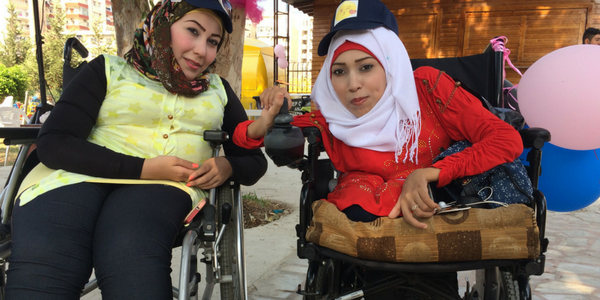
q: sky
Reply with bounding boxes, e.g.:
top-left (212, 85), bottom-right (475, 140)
top-left (258, 0), bottom-right (273, 12)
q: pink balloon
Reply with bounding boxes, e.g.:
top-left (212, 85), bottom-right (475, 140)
top-left (277, 57), bottom-right (288, 69)
top-left (274, 44), bottom-right (285, 58)
top-left (518, 45), bottom-right (600, 150)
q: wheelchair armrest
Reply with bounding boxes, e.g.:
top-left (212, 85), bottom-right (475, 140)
top-left (0, 127), bottom-right (40, 145)
top-left (519, 127), bottom-right (551, 150)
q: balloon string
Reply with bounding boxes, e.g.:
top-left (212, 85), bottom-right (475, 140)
top-left (491, 36), bottom-right (524, 109)
top-left (504, 85), bottom-right (518, 110)
top-left (490, 36), bottom-right (523, 78)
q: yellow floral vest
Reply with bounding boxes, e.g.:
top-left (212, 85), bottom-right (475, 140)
top-left (18, 55), bottom-right (227, 206)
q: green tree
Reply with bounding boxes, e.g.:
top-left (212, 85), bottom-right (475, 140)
top-left (90, 16), bottom-right (116, 57)
top-left (23, 0), bottom-right (74, 99)
top-left (0, 63), bottom-right (29, 101)
top-left (44, 0), bottom-right (74, 96)
top-left (0, 1), bottom-right (33, 67)
top-left (20, 49), bottom-right (41, 94)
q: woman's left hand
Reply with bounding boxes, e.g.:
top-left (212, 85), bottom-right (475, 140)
top-left (186, 157), bottom-right (233, 190)
top-left (388, 167), bottom-right (441, 229)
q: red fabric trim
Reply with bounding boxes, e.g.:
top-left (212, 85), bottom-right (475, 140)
top-left (232, 120), bottom-right (264, 149)
top-left (331, 41), bottom-right (382, 72)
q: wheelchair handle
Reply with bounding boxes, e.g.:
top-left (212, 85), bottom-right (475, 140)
top-left (63, 37), bottom-right (89, 62)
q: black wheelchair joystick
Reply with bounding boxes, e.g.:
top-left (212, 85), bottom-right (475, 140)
top-left (264, 98), bottom-right (305, 167)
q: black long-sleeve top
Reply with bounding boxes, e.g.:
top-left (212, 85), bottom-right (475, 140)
top-left (36, 55), bottom-right (267, 186)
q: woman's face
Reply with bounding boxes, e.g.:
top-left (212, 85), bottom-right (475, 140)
top-left (331, 50), bottom-right (387, 118)
top-left (171, 11), bottom-right (222, 80)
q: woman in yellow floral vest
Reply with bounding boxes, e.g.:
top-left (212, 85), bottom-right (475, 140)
top-left (5, 0), bottom-right (266, 299)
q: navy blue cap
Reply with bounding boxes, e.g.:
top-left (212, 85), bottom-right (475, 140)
top-left (184, 0), bottom-right (233, 33)
top-left (317, 0), bottom-right (398, 56)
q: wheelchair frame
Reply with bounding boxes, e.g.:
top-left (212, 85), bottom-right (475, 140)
top-left (293, 126), bottom-right (549, 300)
top-left (0, 38), bottom-right (248, 300)
top-left (277, 46), bottom-right (552, 300)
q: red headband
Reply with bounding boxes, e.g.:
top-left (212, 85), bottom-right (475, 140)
top-left (331, 41), bottom-right (382, 71)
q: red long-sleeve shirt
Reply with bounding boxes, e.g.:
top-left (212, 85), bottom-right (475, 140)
top-left (234, 67), bottom-right (522, 216)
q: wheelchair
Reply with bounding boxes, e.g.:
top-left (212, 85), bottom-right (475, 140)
top-left (265, 40), bottom-right (551, 300)
top-left (0, 37), bottom-right (247, 300)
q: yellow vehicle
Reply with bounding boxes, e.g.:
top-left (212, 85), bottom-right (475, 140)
top-left (241, 38), bottom-right (274, 110)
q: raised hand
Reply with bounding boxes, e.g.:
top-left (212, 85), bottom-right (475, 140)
top-left (247, 86), bottom-right (293, 139)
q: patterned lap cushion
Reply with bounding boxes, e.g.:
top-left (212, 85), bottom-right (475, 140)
top-left (306, 200), bottom-right (540, 263)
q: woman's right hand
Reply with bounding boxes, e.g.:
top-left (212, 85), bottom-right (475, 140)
top-left (141, 156), bottom-right (199, 182)
top-left (388, 167), bottom-right (441, 229)
top-left (247, 87), bottom-right (293, 139)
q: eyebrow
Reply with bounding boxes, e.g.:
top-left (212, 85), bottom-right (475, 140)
top-left (185, 20), bottom-right (222, 38)
top-left (332, 56), bottom-right (376, 66)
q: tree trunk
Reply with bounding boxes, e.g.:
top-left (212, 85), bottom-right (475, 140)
top-left (215, 7), bottom-right (246, 98)
top-left (112, 0), bottom-right (150, 57)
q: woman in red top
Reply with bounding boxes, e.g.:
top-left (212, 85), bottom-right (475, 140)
top-left (234, 0), bottom-right (522, 229)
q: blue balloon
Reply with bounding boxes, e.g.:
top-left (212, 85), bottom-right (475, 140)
top-left (521, 143), bottom-right (600, 212)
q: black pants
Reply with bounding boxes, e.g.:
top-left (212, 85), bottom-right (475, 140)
top-left (342, 204), bottom-right (379, 222)
top-left (6, 183), bottom-right (192, 300)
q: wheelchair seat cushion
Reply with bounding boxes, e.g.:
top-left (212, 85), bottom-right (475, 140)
top-left (306, 200), bottom-right (539, 263)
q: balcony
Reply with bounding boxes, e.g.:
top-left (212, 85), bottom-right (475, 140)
top-left (66, 24), bottom-right (90, 31)
top-left (65, 2), bottom-right (89, 9)
top-left (64, 0), bottom-right (89, 5)
top-left (66, 13), bottom-right (89, 20)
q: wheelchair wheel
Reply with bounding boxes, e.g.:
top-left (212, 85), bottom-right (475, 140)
top-left (475, 267), bottom-right (519, 300)
top-left (216, 184), bottom-right (243, 300)
top-left (303, 259), bottom-right (330, 300)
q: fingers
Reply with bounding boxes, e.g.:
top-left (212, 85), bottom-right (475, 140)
top-left (402, 209), bottom-right (429, 229)
top-left (260, 87), bottom-right (291, 111)
top-left (388, 202), bottom-right (402, 219)
top-left (413, 189), bottom-right (438, 213)
top-left (186, 158), bottom-right (232, 189)
top-left (174, 157), bottom-right (199, 170)
top-left (388, 184), bottom-right (440, 229)
top-left (141, 156), bottom-right (197, 181)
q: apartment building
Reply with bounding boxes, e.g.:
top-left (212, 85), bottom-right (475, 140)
top-left (0, 0), bottom-right (38, 38)
top-left (0, 0), bottom-right (115, 52)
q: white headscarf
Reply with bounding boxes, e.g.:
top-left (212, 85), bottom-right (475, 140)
top-left (311, 27), bottom-right (421, 163)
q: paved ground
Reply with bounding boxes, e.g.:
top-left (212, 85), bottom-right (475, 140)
top-left (2, 151), bottom-right (600, 299)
